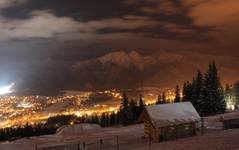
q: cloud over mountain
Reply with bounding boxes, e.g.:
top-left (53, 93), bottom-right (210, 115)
top-left (70, 51), bottom-right (157, 90)
top-left (73, 51), bottom-right (156, 71)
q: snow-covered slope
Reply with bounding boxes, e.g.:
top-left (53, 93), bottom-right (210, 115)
top-left (70, 51), bottom-right (157, 89)
top-left (73, 51), bottom-right (156, 71)
top-left (56, 124), bottom-right (101, 136)
top-left (2, 111), bottom-right (239, 150)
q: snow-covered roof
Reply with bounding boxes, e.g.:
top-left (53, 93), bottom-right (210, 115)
top-left (145, 102), bottom-right (201, 128)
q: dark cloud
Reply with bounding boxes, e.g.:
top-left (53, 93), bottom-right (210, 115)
top-left (0, 0), bottom-right (124, 20)
top-left (0, 0), bottom-right (238, 94)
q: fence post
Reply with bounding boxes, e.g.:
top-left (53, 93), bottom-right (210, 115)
top-left (201, 117), bottom-right (204, 135)
top-left (35, 145), bottom-right (37, 150)
top-left (149, 126), bottom-right (151, 147)
top-left (77, 143), bottom-right (80, 150)
top-left (116, 136), bottom-right (119, 150)
top-left (83, 142), bottom-right (86, 150)
top-left (99, 139), bottom-right (103, 150)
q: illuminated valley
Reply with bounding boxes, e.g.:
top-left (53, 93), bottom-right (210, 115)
top-left (0, 88), bottom-right (176, 128)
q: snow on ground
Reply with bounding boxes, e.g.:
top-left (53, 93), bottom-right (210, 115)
top-left (0, 124), bottom-right (145, 150)
top-left (56, 123), bottom-right (101, 136)
top-left (136, 129), bottom-right (239, 150)
top-left (1, 111), bottom-right (239, 150)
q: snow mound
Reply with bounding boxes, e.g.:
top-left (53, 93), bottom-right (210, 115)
top-left (99, 51), bottom-right (131, 67)
top-left (56, 124), bottom-right (101, 136)
top-left (99, 51), bottom-right (156, 70)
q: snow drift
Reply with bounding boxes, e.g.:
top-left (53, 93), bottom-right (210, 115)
top-left (56, 123), bottom-right (101, 136)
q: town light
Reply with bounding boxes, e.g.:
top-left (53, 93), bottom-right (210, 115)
top-left (225, 92), bottom-right (236, 110)
top-left (0, 83), bottom-right (15, 95)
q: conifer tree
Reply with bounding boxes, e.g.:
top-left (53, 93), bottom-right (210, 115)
top-left (110, 112), bottom-right (116, 125)
top-left (174, 85), bottom-right (181, 102)
top-left (122, 92), bottom-right (129, 109)
top-left (120, 92), bottom-right (131, 125)
top-left (100, 113), bottom-right (107, 127)
top-left (139, 94), bottom-right (145, 112)
top-left (157, 94), bottom-right (162, 104)
top-left (183, 61), bottom-right (225, 116)
top-left (202, 61), bottom-right (225, 115)
top-left (182, 81), bottom-right (193, 102)
top-left (233, 81), bottom-right (239, 105)
top-left (162, 92), bottom-right (167, 104)
top-left (129, 100), bottom-right (137, 122)
top-left (182, 82), bottom-right (188, 102)
top-left (192, 70), bottom-right (205, 114)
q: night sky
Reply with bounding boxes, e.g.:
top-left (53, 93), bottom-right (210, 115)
top-left (0, 0), bottom-right (238, 94)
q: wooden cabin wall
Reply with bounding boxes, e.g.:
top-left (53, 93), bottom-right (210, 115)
top-left (144, 121), bottom-right (151, 138)
top-left (142, 114), bottom-right (197, 142)
top-left (144, 120), bottom-right (158, 141)
top-left (223, 118), bottom-right (239, 130)
top-left (152, 122), bottom-right (197, 142)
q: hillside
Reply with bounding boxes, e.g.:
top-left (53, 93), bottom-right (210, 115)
top-left (1, 112), bottom-right (239, 150)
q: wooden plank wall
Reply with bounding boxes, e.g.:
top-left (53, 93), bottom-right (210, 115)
top-left (223, 118), bottom-right (239, 130)
top-left (145, 122), bottom-right (197, 142)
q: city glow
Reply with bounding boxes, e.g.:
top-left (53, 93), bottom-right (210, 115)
top-left (0, 83), bottom-right (15, 95)
top-left (0, 89), bottom-right (177, 128)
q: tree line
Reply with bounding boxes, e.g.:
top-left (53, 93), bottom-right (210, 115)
top-left (75, 93), bottom-right (145, 127)
top-left (0, 123), bottom-right (56, 141)
top-left (155, 61), bottom-right (227, 116)
top-left (181, 61), bottom-right (226, 116)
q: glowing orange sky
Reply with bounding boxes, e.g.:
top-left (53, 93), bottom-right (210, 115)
top-left (0, 0), bottom-right (238, 93)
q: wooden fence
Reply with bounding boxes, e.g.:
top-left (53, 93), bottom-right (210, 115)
top-left (36, 135), bottom-right (147, 150)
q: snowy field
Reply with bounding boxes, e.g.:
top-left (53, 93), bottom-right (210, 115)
top-left (1, 112), bottom-right (239, 150)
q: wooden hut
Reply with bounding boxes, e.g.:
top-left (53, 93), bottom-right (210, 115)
top-left (139, 102), bottom-right (201, 142)
top-left (221, 113), bottom-right (239, 130)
